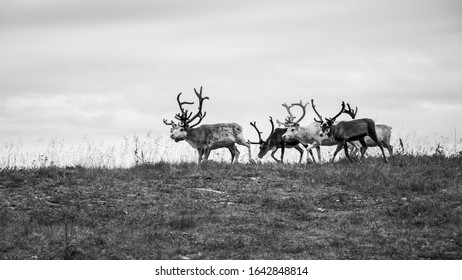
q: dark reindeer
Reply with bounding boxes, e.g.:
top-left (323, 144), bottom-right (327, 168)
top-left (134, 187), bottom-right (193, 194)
top-left (163, 87), bottom-right (252, 163)
top-left (280, 100), bottom-right (359, 163)
top-left (318, 102), bottom-right (388, 163)
top-left (341, 103), bottom-right (394, 156)
top-left (248, 117), bottom-right (310, 163)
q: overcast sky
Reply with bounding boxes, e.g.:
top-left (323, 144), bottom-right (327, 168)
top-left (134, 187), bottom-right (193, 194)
top-left (1, 0), bottom-right (461, 147)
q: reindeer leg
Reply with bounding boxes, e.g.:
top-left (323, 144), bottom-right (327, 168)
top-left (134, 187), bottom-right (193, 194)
top-left (202, 146), bottom-right (212, 163)
top-left (227, 145), bottom-right (236, 163)
top-left (308, 149), bottom-right (315, 163)
top-left (388, 144), bottom-right (394, 156)
top-left (383, 141), bottom-right (393, 156)
top-left (280, 147), bottom-right (285, 163)
top-left (233, 145), bottom-right (240, 163)
top-left (306, 143), bottom-right (319, 163)
top-left (379, 145), bottom-right (388, 163)
top-left (315, 145), bottom-right (321, 163)
top-left (271, 149), bottom-right (281, 163)
top-left (331, 143), bottom-right (343, 163)
top-left (197, 148), bottom-right (204, 164)
top-left (358, 138), bottom-right (368, 163)
top-left (246, 143), bottom-right (253, 163)
top-left (236, 137), bottom-right (254, 163)
top-left (294, 145), bottom-right (304, 164)
top-left (350, 141), bottom-right (360, 160)
top-left (343, 143), bottom-right (354, 163)
top-left (367, 132), bottom-right (388, 163)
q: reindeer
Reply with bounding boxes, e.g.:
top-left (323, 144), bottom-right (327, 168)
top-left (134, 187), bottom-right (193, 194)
top-left (318, 101), bottom-right (388, 163)
top-left (280, 100), bottom-right (358, 163)
top-left (248, 117), bottom-right (310, 163)
top-left (341, 103), bottom-right (393, 156)
top-left (163, 87), bottom-right (252, 163)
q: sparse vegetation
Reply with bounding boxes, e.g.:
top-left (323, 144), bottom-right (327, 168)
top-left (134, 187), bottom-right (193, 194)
top-left (1, 154), bottom-right (461, 259)
top-left (1, 132), bottom-right (461, 259)
top-left (1, 131), bottom-right (461, 168)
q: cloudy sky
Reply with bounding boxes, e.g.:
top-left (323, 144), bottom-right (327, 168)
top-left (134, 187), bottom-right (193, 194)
top-left (1, 0), bottom-right (461, 147)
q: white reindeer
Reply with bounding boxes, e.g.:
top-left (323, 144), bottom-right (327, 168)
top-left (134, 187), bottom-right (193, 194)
top-left (363, 124), bottom-right (393, 156)
top-left (279, 100), bottom-right (359, 163)
top-left (163, 87), bottom-right (252, 163)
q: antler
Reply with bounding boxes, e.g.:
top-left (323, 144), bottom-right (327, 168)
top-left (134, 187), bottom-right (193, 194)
top-left (173, 92), bottom-right (193, 124)
top-left (248, 121), bottom-right (264, 144)
top-left (174, 86), bottom-right (209, 128)
top-left (276, 100), bottom-right (309, 126)
top-left (269, 116), bottom-right (275, 135)
top-left (187, 86), bottom-right (209, 128)
top-left (163, 119), bottom-right (177, 126)
top-left (282, 103), bottom-right (296, 123)
top-left (289, 100), bottom-right (308, 124)
top-left (342, 102), bottom-right (358, 119)
top-left (326, 101), bottom-right (346, 123)
top-left (276, 119), bottom-right (288, 127)
top-left (311, 99), bottom-right (323, 124)
top-left (176, 92), bottom-right (194, 112)
top-left (276, 103), bottom-right (295, 127)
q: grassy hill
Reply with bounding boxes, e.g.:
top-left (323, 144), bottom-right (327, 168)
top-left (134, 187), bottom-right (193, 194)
top-left (1, 155), bottom-right (461, 259)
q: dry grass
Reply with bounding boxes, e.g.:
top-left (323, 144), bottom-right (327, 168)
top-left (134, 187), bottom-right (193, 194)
top-left (1, 130), bottom-right (461, 169)
top-left (1, 155), bottom-right (461, 260)
top-left (1, 131), bottom-right (461, 259)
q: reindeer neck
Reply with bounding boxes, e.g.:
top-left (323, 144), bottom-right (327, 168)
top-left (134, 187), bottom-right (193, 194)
top-left (326, 123), bottom-right (338, 139)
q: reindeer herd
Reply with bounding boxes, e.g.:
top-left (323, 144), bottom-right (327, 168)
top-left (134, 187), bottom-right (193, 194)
top-left (163, 87), bottom-right (393, 164)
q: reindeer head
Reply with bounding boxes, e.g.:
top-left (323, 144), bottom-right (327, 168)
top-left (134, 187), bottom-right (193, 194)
top-left (248, 117), bottom-right (279, 158)
top-left (163, 86), bottom-right (209, 141)
top-left (319, 101), bottom-right (346, 137)
top-left (162, 119), bottom-right (181, 136)
top-left (319, 119), bottom-right (334, 137)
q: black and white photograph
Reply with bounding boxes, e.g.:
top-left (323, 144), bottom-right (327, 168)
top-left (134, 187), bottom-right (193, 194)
top-left (1, 0), bottom-right (461, 278)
